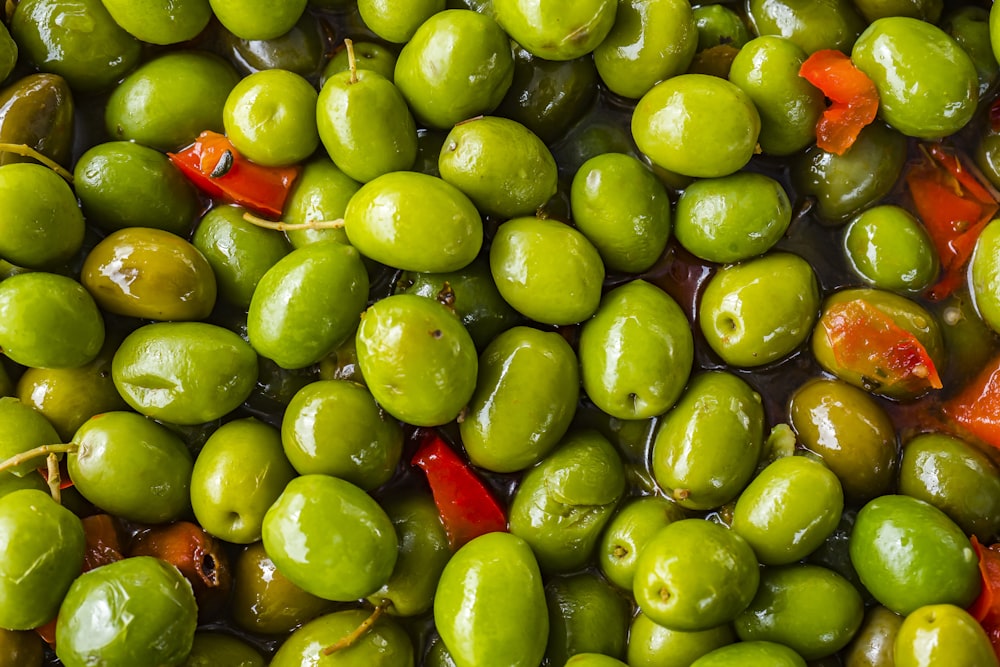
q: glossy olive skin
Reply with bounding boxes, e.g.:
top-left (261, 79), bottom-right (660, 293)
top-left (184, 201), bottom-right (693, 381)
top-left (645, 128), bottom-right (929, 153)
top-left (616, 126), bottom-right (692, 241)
top-left (852, 17), bottom-right (977, 139)
top-left (0, 489), bottom-right (84, 631)
top-left (734, 564), bottom-right (864, 660)
top-left (494, 0), bottom-right (615, 61)
top-left (570, 153), bottom-right (672, 273)
top-left (11, 0), bottom-right (141, 93)
top-left (793, 122), bottom-right (907, 223)
top-left (898, 432), bottom-right (1000, 542)
top-left (182, 633), bottom-right (266, 667)
top-left (651, 371), bottom-right (764, 510)
top-left (626, 611), bottom-right (734, 667)
top-left (812, 288), bottom-right (945, 400)
top-left (359, 0), bottom-right (444, 43)
top-left (674, 172), bottom-right (792, 263)
top-left (598, 496), bottom-right (686, 592)
top-left (691, 640), bottom-right (807, 667)
top-left (281, 380), bottom-right (403, 489)
top-left (208, 0), bottom-right (307, 40)
top-left (843, 605), bottom-right (903, 667)
top-left (893, 604), bottom-right (999, 667)
top-left (579, 280), bottom-right (693, 420)
top-left (633, 519), bottom-right (759, 631)
top-left (0, 25), bottom-right (15, 83)
top-left (82, 227), bottom-right (217, 321)
top-left (0, 162), bottom-right (84, 269)
top-left (439, 116), bottom-right (557, 219)
top-left (344, 171), bottom-right (483, 273)
top-left (230, 542), bottom-right (335, 635)
top-left (544, 572), bottom-right (631, 666)
top-left (394, 10), bottom-right (514, 129)
top-left (322, 41), bottom-right (398, 86)
top-left (593, 0), bottom-right (696, 99)
top-left (509, 430), bottom-right (626, 572)
top-left (101, 0), bottom-right (212, 45)
top-left (0, 73), bottom-right (74, 169)
top-left (112, 321), bottom-right (258, 425)
top-left (0, 396), bottom-right (62, 477)
top-left (69, 411), bottom-right (193, 523)
top-left (282, 157), bottom-right (358, 249)
top-left (972, 217), bottom-right (1000, 333)
top-left (746, 0), bottom-right (864, 54)
top-left (356, 293), bottom-right (478, 426)
top-left (495, 46), bottom-right (598, 144)
top-left (490, 216), bottom-right (605, 325)
top-left (367, 490), bottom-right (451, 617)
top-left (459, 326), bottom-right (578, 473)
top-left (0, 272), bottom-right (104, 370)
top-left (105, 51), bottom-right (241, 151)
top-left (633, 73), bottom-right (760, 178)
top-left (788, 378), bottom-right (898, 503)
top-left (191, 418), bottom-right (296, 544)
top-left (247, 240), bottom-right (369, 370)
top-left (732, 455), bottom-right (844, 565)
top-left (75, 141), bottom-right (201, 236)
top-left (700, 252), bottom-right (819, 368)
top-left (844, 205), bottom-right (938, 293)
top-left (56, 556), bottom-right (198, 667)
top-left (0, 628), bottom-right (44, 667)
top-left (434, 532), bottom-right (548, 667)
top-left (849, 495), bottom-right (981, 616)
top-left (565, 655), bottom-right (628, 667)
top-left (227, 12), bottom-right (329, 80)
top-left (944, 5), bottom-right (998, 99)
top-left (270, 608), bottom-right (415, 667)
top-left (262, 474), bottom-right (398, 602)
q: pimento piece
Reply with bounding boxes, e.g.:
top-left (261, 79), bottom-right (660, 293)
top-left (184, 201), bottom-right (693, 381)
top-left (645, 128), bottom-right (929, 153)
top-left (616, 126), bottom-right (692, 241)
top-left (168, 130), bottom-right (300, 218)
top-left (820, 298), bottom-right (942, 395)
top-left (943, 353), bottom-right (1000, 450)
top-left (969, 536), bottom-right (1000, 660)
top-left (799, 49), bottom-right (879, 155)
top-left (81, 514), bottom-right (125, 572)
top-left (411, 430), bottom-right (507, 551)
top-left (906, 143), bottom-right (999, 301)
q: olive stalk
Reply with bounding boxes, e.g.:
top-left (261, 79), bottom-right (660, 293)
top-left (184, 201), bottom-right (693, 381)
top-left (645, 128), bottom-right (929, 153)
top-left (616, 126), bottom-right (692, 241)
top-left (345, 38), bottom-right (358, 85)
top-left (0, 443), bottom-right (78, 475)
top-left (242, 211), bottom-right (344, 232)
top-left (0, 143), bottom-right (74, 183)
top-left (321, 601), bottom-right (390, 656)
top-left (45, 453), bottom-right (61, 504)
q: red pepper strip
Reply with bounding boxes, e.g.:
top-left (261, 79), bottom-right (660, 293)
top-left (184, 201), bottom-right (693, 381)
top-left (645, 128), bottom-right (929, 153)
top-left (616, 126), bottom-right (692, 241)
top-left (411, 430), bottom-right (507, 551)
top-left (906, 143), bottom-right (999, 301)
top-left (167, 130), bottom-right (301, 218)
top-left (943, 353), bottom-right (1000, 450)
top-left (820, 299), bottom-right (942, 395)
top-left (799, 49), bottom-right (879, 155)
top-left (969, 537), bottom-right (1000, 660)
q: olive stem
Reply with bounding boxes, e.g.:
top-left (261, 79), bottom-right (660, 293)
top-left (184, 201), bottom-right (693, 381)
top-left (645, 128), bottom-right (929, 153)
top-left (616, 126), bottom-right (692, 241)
top-left (0, 143), bottom-right (74, 183)
top-left (242, 211), bottom-right (344, 231)
top-left (321, 601), bottom-right (390, 656)
top-left (345, 38), bottom-right (358, 85)
top-left (0, 444), bottom-right (78, 475)
top-left (46, 453), bottom-right (61, 505)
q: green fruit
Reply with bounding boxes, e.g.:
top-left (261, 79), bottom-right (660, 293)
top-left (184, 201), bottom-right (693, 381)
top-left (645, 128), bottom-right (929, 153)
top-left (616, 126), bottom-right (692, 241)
top-left (0, 489), bottom-right (84, 630)
top-left (182, 633), bottom-right (266, 667)
top-left (691, 641), bottom-right (807, 667)
top-left (0, 162), bottom-right (84, 269)
top-left (842, 605), bottom-right (903, 667)
top-left (972, 217), bottom-right (1000, 333)
top-left (434, 532), bottom-right (548, 667)
top-left (69, 411), bottom-right (193, 523)
top-left (191, 418), bottom-right (296, 544)
top-left (0, 272), bottom-right (104, 370)
top-left (358, 0), bottom-right (445, 43)
top-left (100, 0), bottom-right (212, 44)
top-left (247, 240), bottom-right (369, 370)
top-left (598, 496), bottom-right (686, 592)
top-left (651, 372), bottom-right (764, 510)
top-left (355, 293), bottom-right (478, 426)
top-left (262, 474), bottom-right (398, 601)
top-left (0, 396), bottom-right (61, 477)
top-left (544, 572), bottom-right (630, 666)
top-left (844, 205), bottom-right (939, 293)
top-left (849, 494), bottom-right (981, 616)
top-left (893, 604), bottom-right (999, 667)
top-left (226, 12), bottom-right (328, 80)
top-left (282, 157), bottom-right (358, 248)
top-left (745, 0), bottom-right (864, 54)
top-left (459, 326), bottom-right (578, 473)
top-left (633, 519), bottom-right (759, 631)
top-left (321, 41), bottom-right (397, 86)
top-left (0, 25), bottom-right (16, 83)
top-left (0, 73), bottom-right (75, 170)
top-left (208, 0), bottom-right (307, 40)
top-left (509, 430), bottom-right (626, 572)
top-left (579, 280), bottom-right (693, 420)
top-left (493, 0), bottom-right (617, 61)
top-left (270, 609), bottom-right (415, 666)
top-left (490, 216), bottom-right (605, 326)
top-left (626, 611), bottom-right (735, 667)
top-left (55, 556), bottom-right (197, 667)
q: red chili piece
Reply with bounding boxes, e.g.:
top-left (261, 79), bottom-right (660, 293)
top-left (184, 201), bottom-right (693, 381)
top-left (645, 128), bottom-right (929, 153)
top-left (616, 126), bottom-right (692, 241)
top-left (411, 430), bottom-right (507, 551)
top-left (906, 143), bottom-right (999, 301)
top-left (969, 536), bottom-right (1000, 660)
top-left (799, 49), bottom-right (879, 155)
top-left (168, 130), bottom-right (301, 218)
top-left (943, 353), bottom-right (1000, 450)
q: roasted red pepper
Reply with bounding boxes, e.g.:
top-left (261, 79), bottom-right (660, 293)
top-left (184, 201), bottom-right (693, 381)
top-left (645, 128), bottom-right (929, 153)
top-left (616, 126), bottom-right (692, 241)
top-left (906, 143), bottom-right (999, 301)
top-left (969, 536), bottom-right (1000, 659)
top-left (82, 514), bottom-right (125, 572)
top-left (168, 130), bottom-right (301, 218)
top-left (943, 353), bottom-right (1000, 450)
top-left (411, 430), bottom-right (507, 550)
top-left (799, 49), bottom-right (879, 155)
top-left (819, 298), bottom-right (942, 395)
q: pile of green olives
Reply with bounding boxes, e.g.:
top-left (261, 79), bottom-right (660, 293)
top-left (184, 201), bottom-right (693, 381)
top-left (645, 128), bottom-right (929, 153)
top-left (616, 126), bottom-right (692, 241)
top-left (2, 0), bottom-right (1000, 665)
